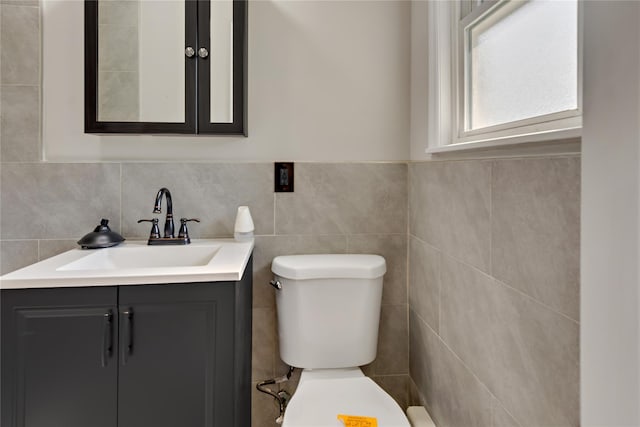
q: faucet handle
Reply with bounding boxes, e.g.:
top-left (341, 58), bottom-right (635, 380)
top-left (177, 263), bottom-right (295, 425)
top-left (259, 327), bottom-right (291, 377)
top-left (180, 218), bottom-right (200, 223)
top-left (137, 218), bottom-right (160, 239)
top-left (178, 218), bottom-right (200, 241)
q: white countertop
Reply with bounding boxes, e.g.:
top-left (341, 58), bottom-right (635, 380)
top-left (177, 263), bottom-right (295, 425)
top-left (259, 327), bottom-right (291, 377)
top-left (0, 239), bottom-right (254, 290)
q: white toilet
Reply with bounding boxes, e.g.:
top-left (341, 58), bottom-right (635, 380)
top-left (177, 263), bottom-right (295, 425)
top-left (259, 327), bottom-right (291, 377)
top-left (271, 254), bottom-right (411, 427)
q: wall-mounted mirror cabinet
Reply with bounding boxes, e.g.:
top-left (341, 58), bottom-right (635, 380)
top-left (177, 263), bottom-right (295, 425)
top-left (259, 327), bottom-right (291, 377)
top-left (84, 0), bottom-right (247, 135)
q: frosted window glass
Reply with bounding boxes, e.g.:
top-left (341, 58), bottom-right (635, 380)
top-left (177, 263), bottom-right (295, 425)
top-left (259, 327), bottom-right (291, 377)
top-left (468, 0), bottom-right (578, 130)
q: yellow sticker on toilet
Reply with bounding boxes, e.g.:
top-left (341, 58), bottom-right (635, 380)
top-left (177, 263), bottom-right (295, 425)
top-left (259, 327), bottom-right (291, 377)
top-left (337, 414), bottom-right (378, 427)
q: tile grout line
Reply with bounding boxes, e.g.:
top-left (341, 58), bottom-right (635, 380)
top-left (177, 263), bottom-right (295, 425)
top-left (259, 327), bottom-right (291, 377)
top-left (0, 3), bottom-right (40, 9)
top-left (369, 373), bottom-right (411, 378)
top-left (38, 0), bottom-right (43, 162)
top-left (437, 246), bottom-right (442, 335)
top-left (489, 160), bottom-right (493, 277)
top-left (495, 398), bottom-right (523, 427)
top-left (492, 275), bottom-right (580, 324)
top-left (490, 395), bottom-right (495, 427)
top-left (408, 232), bottom-right (579, 325)
top-left (406, 231), bottom-right (410, 378)
top-left (406, 163), bottom-right (411, 369)
top-left (257, 232), bottom-right (408, 238)
top-left (407, 233), bottom-right (445, 260)
top-left (412, 307), bottom-right (502, 415)
top-left (0, 84), bottom-right (41, 87)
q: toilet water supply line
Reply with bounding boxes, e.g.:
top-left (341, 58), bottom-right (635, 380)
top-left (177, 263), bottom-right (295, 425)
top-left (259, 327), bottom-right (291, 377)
top-left (257, 366), bottom-right (295, 424)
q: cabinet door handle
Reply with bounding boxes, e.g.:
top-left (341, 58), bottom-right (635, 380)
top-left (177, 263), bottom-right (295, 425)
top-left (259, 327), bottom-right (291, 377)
top-left (121, 308), bottom-right (133, 365)
top-left (101, 310), bottom-right (113, 368)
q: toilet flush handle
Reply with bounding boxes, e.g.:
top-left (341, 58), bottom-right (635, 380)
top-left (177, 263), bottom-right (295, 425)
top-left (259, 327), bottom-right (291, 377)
top-left (269, 279), bottom-right (282, 290)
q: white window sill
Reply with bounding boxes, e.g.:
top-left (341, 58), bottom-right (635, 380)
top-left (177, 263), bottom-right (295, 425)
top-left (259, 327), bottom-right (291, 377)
top-left (426, 127), bottom-right (581, 158)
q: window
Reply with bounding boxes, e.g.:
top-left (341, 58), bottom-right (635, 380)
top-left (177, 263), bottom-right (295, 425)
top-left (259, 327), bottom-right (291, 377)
top-left (426, 0), bottom-right (582, 152)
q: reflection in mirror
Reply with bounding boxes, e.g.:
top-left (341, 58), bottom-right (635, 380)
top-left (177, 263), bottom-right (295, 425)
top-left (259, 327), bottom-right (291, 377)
top-left (210, 0), bottom-right (233, 123)
top-left (97, 0), bottom-right (185, 123)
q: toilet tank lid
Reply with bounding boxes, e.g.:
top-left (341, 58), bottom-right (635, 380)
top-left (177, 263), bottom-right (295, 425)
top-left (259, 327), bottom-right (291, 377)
top-left (272, 254), bottom-right (386, 280)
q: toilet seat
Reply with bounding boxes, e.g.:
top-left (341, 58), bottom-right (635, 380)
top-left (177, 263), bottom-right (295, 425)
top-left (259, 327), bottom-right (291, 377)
top-left (282, 368), bottom-right (410, 427)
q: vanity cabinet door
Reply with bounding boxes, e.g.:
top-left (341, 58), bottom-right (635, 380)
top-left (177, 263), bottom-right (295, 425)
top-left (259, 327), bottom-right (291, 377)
top-left (117, 282), bottom-right (238, 427)
top-left (1, 287), bottom-right (118, 427)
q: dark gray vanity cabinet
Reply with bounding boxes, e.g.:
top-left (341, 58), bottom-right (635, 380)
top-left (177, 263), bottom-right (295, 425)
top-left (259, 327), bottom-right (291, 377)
top-left (1, 260), bottom-right (252, 427)
top-left (1, 286), bottom-right (119, 427)
top-left (117, 280), bottom-right (251, 427)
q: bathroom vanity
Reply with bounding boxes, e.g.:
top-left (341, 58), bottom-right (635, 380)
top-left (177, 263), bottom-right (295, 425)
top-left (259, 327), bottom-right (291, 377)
top-left (0, 240), bottom-right (253, 427)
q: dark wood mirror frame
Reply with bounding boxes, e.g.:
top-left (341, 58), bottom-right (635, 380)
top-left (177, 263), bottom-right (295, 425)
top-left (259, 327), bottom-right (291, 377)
top-left (84, 0), bottom-right (247, 135)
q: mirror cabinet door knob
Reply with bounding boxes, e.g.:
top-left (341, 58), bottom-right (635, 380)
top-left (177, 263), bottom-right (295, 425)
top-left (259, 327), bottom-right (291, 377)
top-left (198, 47), bottom-right (209, 59)
top-left (185, 46), bottom-right (195, 58)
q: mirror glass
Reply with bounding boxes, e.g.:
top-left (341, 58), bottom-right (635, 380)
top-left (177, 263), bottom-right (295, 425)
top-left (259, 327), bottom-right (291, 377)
top-left (98, 0), bottom-right (185, 122)
top-left (210, 0), bottom-right (233, 123)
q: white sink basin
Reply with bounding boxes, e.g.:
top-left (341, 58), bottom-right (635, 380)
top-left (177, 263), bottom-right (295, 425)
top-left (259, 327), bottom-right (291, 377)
top-left (0, 239), bottom-right (254, 289)
top-left (58, 245), bottom-right (221, 271)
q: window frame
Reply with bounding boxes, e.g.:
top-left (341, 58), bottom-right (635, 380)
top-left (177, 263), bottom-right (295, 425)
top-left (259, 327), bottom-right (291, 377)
top-left (426, 0), bottom-right (583, 153)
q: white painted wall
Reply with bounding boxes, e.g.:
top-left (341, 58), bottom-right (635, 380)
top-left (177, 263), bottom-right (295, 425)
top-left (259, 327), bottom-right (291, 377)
top-left (42, 0), bottom-right (410, 162)
top-left (409, 0), bottom-right (428, 161)
top-left (581, 1), bottom-right (640, 425)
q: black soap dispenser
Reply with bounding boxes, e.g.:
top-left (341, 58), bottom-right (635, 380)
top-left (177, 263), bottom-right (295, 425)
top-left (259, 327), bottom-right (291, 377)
top-left (77, 219), bottom-right (125, 249)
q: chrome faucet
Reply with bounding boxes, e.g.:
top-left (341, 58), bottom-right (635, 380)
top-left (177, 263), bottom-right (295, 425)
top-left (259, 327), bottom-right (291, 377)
top-left (153, 187), bottom-right (175, 238)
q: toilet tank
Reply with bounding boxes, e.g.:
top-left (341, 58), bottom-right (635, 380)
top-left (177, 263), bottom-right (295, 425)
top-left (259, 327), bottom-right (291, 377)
top-left (272, 254), bottom-right (386, 369)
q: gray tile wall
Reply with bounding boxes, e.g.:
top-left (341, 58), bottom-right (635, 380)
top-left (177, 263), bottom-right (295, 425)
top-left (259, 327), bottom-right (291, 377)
top-left (0, 0), bottom-right (41, 162)
top-left (408, 157), bottom-right (580, 427)
top-left (0, 162), bottom-right (410, 427)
